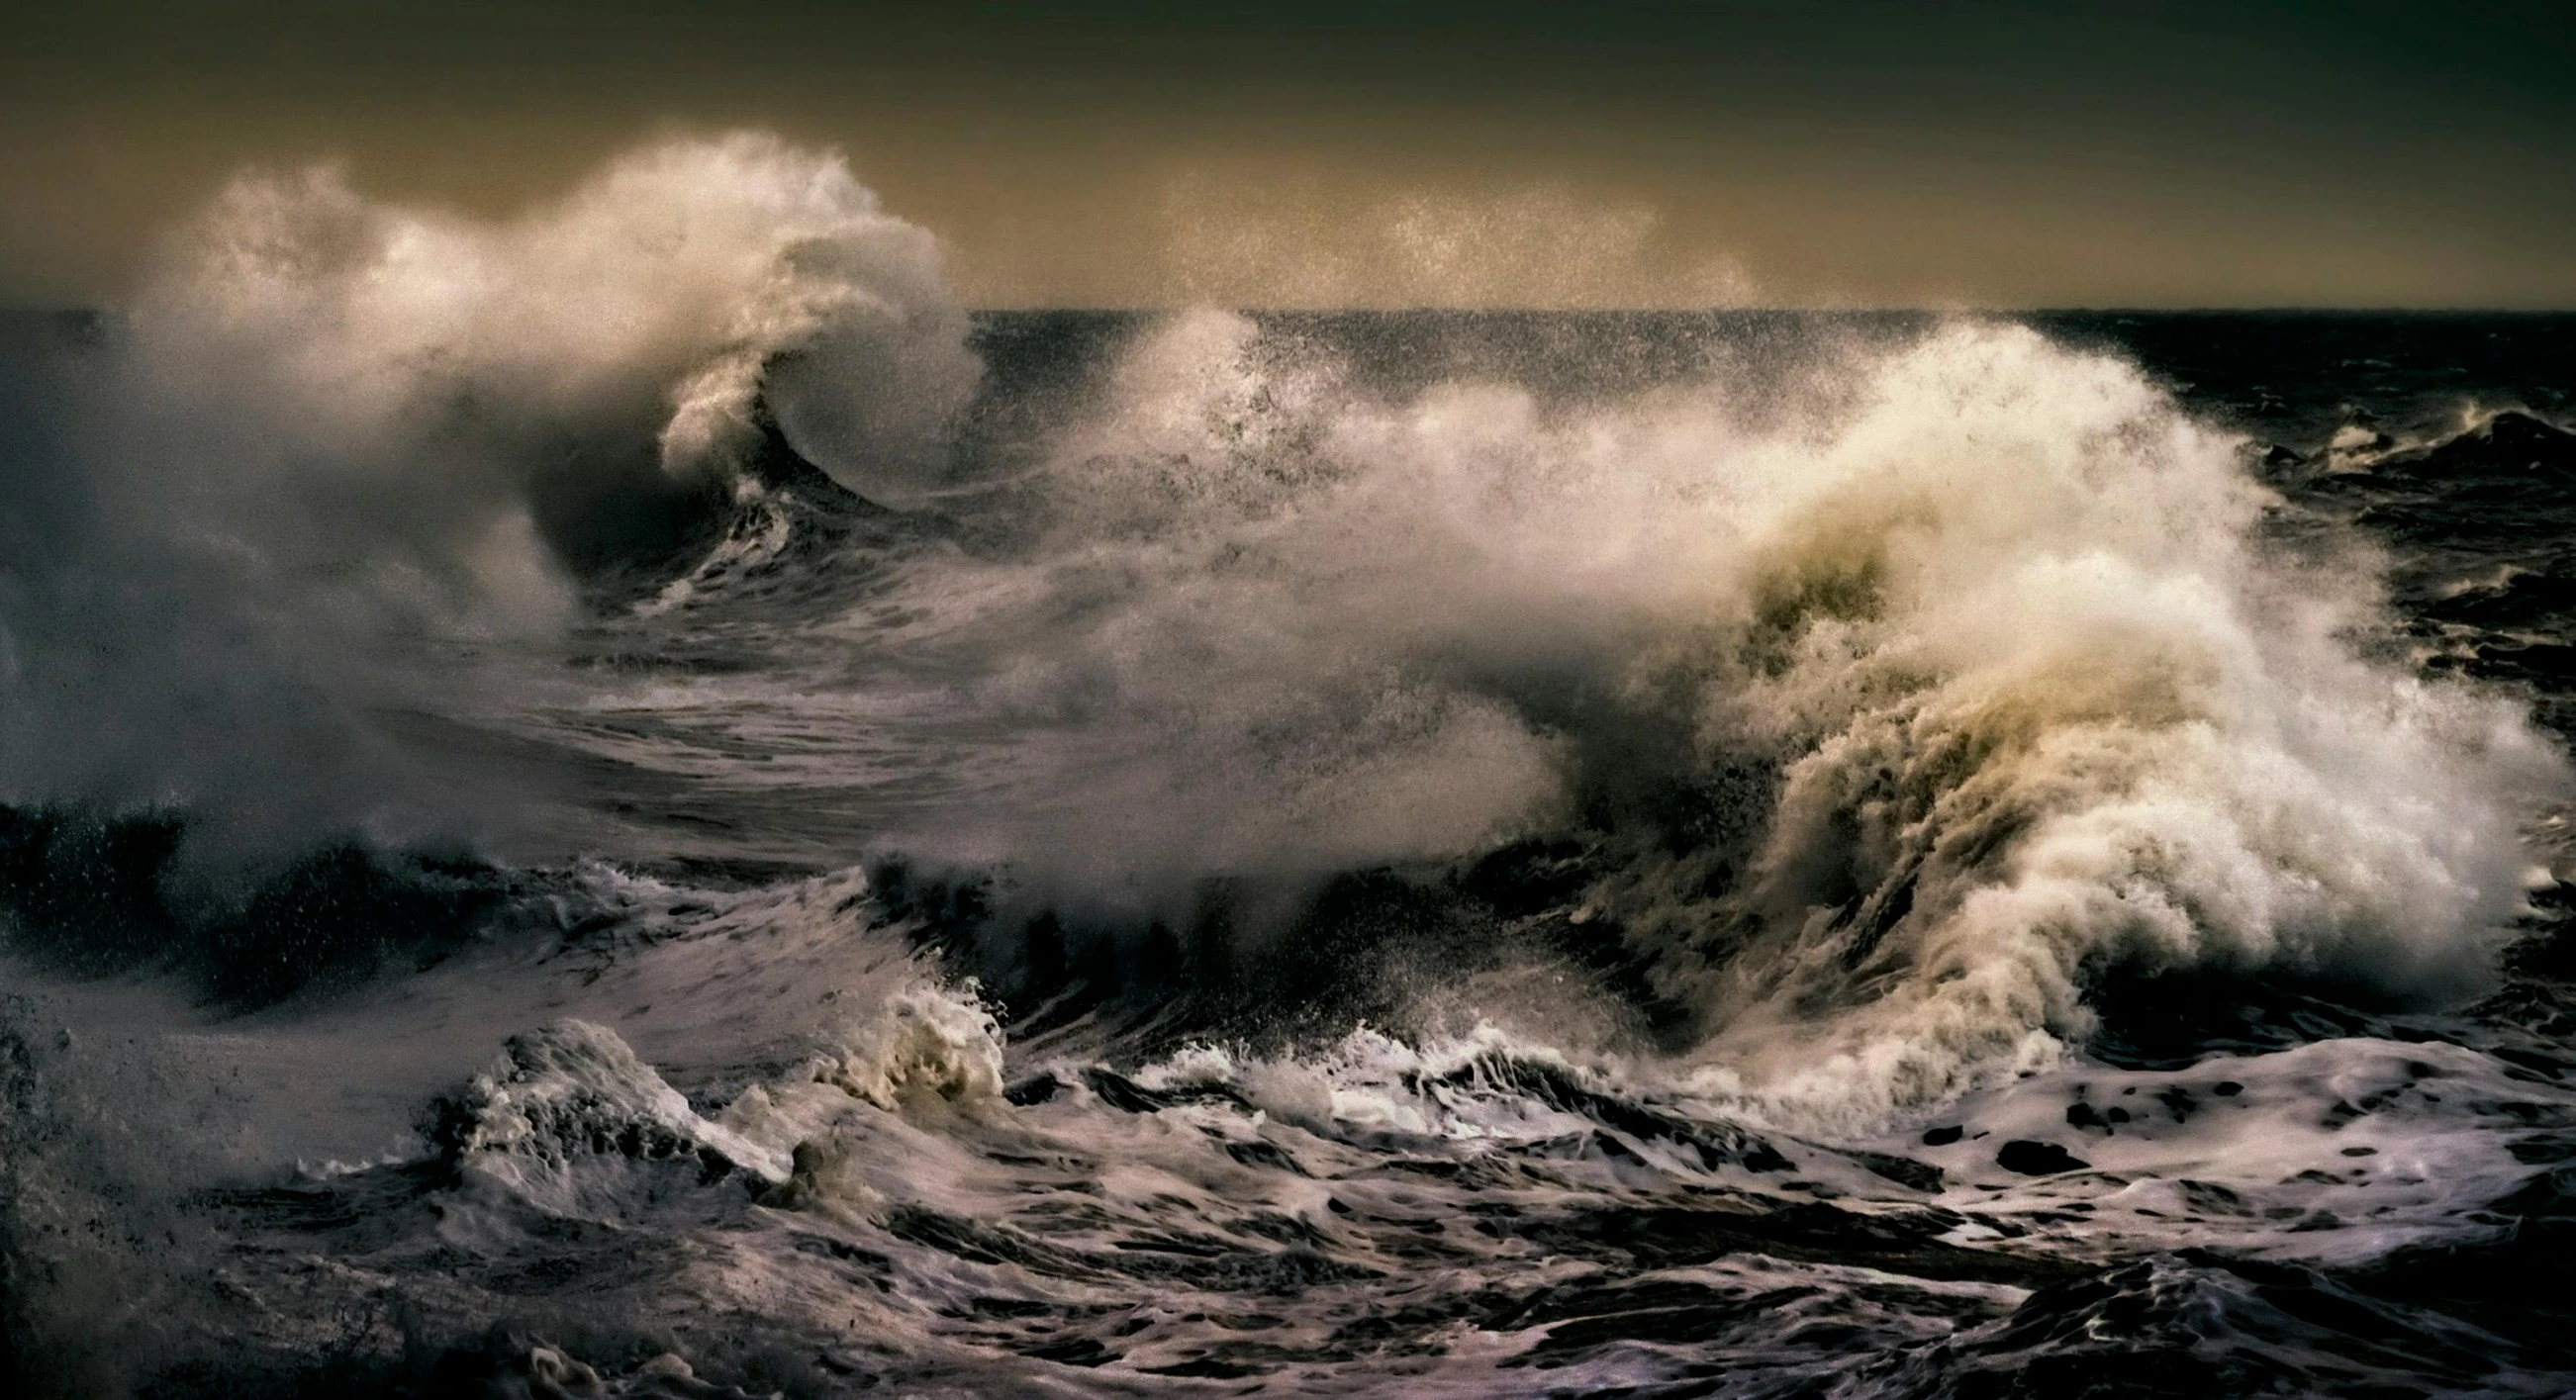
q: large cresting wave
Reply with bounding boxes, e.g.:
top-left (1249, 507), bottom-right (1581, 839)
top-left (0, 134), bottom-right (978, 861)
top-left (856, 307), bottom-right (2567, 1131)
top-left (0, 135), bottom-right (2562, 1140)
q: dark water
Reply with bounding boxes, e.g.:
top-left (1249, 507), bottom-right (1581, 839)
top-left (7, 153), bottom-right (2576, 1398)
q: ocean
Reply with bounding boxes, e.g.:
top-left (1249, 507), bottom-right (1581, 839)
top-left (6, 140), bottom-right (2576, 1398)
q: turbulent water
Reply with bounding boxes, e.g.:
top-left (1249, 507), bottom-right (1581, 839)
top-left (9, 138), bottom-right (2576, 1398)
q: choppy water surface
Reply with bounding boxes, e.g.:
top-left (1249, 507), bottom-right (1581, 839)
top-left (8, 140), bottom-right (2576, 1397)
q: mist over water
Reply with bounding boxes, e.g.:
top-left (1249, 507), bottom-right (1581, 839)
top-left (3, 135), bottom-right (977, 863)
top-left (8, 138), bottom-right (2576, 1397)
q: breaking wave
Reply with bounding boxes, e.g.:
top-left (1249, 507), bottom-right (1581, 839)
top-left (0, 134), bottom-right (976, 859)
top-left (834, 308), bottom-right (2566, 1128)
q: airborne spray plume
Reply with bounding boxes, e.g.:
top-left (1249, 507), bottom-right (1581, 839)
top-left (0, 134), bottom-right (979, 861)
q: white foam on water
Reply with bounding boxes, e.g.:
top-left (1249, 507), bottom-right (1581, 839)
top-left (782, 308), bottom-right (2567, 1128)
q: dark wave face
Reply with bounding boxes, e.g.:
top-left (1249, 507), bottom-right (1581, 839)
top-left (7, 141), bottom-right (2576, 1398)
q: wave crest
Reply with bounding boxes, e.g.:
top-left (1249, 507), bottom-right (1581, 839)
top-left (884, 312), bottom-right (2566, 1129)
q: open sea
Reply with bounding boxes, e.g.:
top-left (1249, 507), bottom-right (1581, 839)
top-left (8, 140), bottom-right (2576, 1398)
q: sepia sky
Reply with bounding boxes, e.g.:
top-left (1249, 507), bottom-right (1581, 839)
top-left (3, 0), bottom-right (2572, 309)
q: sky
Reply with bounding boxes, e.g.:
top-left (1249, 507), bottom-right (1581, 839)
top-left (3, 0), bottom-right (2572, 309)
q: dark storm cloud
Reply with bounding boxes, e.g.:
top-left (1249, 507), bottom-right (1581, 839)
top-left (2, 1), bottom-right (2571, 306)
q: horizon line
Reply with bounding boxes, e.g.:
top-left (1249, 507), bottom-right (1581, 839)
top-left (9, 303), bottom-right (2576, 319)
